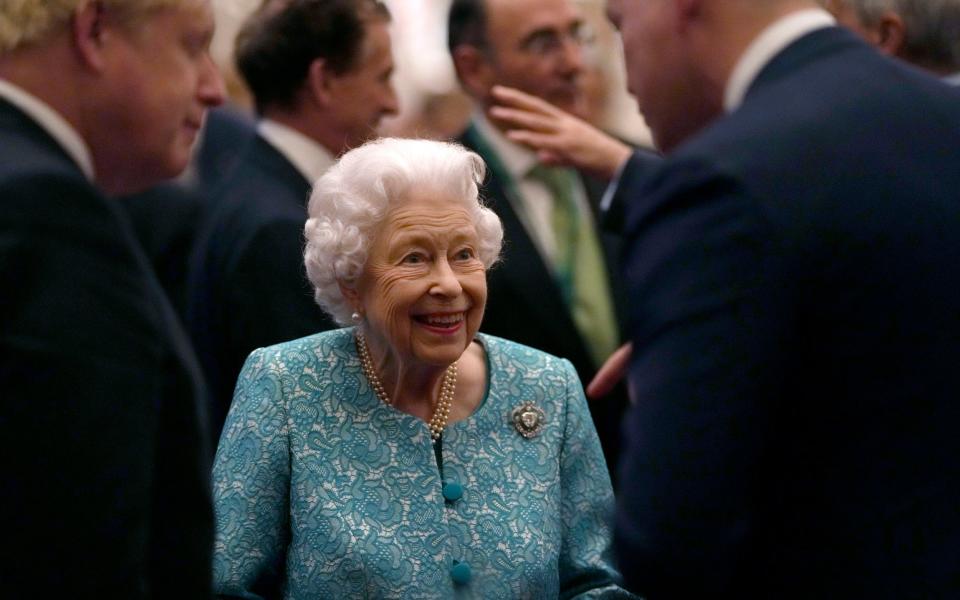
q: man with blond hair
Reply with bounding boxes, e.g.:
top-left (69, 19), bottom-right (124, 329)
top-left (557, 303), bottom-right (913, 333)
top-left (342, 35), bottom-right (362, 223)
top-left (823, 0), bottom-right (960, 82)
top-left (0, 0), bottom-right (223, 596)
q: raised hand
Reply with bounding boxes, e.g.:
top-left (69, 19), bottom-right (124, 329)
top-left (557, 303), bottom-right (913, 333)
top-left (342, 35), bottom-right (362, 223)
top-left (586, 342), bottom-right (632, 399)
top-left (489, 85), bottom-right (631, 180)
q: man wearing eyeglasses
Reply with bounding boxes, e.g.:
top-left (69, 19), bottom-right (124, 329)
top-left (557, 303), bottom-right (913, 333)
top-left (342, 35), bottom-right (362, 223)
top-left (448, 0), bottom-right (628, 480)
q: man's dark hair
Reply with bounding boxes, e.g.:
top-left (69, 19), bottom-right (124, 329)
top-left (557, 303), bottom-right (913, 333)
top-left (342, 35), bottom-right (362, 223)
top-left (447, 0), bottom-right (488, 55)
top-left (235, 0), bottom-right (390, 114)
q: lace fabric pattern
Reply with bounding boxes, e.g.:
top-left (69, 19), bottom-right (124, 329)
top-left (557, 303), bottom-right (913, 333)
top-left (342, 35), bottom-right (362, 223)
top-left (212, 327), bottom-right (630, 599)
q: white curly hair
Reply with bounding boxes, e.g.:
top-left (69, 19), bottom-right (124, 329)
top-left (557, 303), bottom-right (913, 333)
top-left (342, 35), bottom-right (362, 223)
top-left (304, 137), bottom-right (504, 326)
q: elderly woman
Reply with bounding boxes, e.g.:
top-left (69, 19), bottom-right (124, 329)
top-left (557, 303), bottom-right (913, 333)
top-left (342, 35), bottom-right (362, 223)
top-left (212, 138), bottom-right (630, 598)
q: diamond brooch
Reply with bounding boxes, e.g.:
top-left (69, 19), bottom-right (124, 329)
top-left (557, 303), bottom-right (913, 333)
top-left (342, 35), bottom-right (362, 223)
top-left (512, 401), bottom-right (545, 439)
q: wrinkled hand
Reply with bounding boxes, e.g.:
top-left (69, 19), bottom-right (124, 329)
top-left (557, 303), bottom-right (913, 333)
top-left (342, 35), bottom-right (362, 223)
top-left (586, 342), bottom-right (632, 400)
top-left (488, 85), bottom-right (631, 180)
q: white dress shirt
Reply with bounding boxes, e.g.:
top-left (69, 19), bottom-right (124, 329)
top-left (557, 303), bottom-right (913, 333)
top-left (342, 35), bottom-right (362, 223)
top-left (0, 78), bottom-right (95, 181)
top-left (724, 9), bottom-right (837, 112)
top-left (257, 119), bottom-right (335, 185)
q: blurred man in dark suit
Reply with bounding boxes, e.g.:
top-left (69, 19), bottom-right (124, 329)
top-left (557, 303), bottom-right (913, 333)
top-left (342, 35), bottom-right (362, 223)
top-left (0, 0), bottom-right (223, 596)
top-left (448, 0), bottom-right (629, 475)
top-left (187, 103), bottom-right (258, 191)
top-left (823, 0), bottom-right (960, 83)
top-left (188, 0), bottom-right (398, 438)
top-left (604, 0), bottom-right (960, 597)
top-left (122, 106), bottom-right (257, 317)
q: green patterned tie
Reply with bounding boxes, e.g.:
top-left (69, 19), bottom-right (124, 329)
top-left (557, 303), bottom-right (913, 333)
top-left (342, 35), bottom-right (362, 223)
top-left (527, 164), bottom-right (619, 368)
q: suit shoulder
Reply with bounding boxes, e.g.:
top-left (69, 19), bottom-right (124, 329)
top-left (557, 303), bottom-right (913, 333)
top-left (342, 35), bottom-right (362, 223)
top-left (204, 151), bottom-right (309, 231)
top-left (0, 141), bottom-right (89, 193)
top-left (0, 118), bottom-right (108, 221)
top-left (0, 118), bottom-right (80, 179)
top-left (0, 169), bottom-right (117, 235)
top-left (195, 149), bottom-right (308, 256)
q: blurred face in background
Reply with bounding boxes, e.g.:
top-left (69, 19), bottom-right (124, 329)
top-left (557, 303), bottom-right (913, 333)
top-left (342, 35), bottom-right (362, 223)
top-left (93, 0), bottom-right (225, 193)
top-left (481, 0), bottom-right (589, 117)
top-left (325, 19), bottom-right (399, 153)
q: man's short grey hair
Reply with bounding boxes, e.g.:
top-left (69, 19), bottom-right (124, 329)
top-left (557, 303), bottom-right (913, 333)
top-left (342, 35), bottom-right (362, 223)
top-left (840, 0), bottom-right (960, 70)
top-left (0, 0), bottom-right (185, 53)
top-left (304, 137), bottom-right (504, 326)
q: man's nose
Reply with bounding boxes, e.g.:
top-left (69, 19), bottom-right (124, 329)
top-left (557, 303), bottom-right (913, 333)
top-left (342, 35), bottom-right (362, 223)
top-left (199, 54), bottom-right (226, 107)
top-left (557, 35), bottom-right (585, 75)
top-left (382, 83), bottom-right (400, 117)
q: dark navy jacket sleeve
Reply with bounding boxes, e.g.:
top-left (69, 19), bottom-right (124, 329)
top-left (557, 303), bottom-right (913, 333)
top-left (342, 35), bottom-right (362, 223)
top-left (615, 158), bottom-right (790, 597)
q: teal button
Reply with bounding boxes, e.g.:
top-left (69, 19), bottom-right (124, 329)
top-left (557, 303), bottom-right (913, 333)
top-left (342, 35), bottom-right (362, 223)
top-left (442, 481), bottom-right (464, 502)
top-left (450, 561), bottom-right (471, 585)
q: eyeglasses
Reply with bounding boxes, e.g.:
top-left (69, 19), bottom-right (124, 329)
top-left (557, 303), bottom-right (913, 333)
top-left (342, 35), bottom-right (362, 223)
top-left (520, 22), bottom-right (596, 57)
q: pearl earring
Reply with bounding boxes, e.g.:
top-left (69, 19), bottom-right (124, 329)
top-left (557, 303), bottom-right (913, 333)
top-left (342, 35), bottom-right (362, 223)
top-left (351, 312), bottom-right (362, 324)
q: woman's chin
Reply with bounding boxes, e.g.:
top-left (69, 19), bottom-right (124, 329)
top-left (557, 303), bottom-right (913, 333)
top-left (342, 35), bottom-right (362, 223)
top-left (410, 332), bottom-right (471, 366)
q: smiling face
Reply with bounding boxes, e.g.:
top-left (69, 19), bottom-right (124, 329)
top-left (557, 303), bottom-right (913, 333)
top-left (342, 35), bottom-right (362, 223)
top-left (350, 187), bottom-right (488, 368)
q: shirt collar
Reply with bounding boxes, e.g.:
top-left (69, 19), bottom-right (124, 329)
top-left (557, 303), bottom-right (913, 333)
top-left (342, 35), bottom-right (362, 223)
top-left (257, 118), bottom-right (336, 184)
top-left (472, 111), bottom-right (539, 180)
top-left (724, 9), bottom-right (836, 112)
top-left (943, 71), bottom-right (960, 86)
top-left (0, 78), bottom-right (95, 181)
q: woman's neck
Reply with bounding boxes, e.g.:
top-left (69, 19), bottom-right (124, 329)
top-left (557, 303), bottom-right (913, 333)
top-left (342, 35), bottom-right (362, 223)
top-left (387, 366), bottom-right (449, 422)
top-left (362, 332), bottom-right (452, 422)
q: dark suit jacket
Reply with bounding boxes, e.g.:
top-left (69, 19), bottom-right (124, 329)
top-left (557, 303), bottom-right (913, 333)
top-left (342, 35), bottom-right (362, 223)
top-left (0, 100), bottom-right (212, 597)
top-left (122, 105), bottom-right (257, 320)
top-left (601, 145), bottom-right (661, 234)
top-left (457, 124), bottom-right (629, 476)
top-left (191, 103), bottom-right (257, 192)
top-left (124, 181), bottom-right (204, 318)
top-left (187, 134), bottom-right (336, 439)
top-left (615, 27), bottom-right (960, 598)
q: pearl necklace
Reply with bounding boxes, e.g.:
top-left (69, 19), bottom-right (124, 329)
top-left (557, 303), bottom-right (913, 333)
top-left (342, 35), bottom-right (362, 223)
top-left (355, 332), bottom-right (457, 441)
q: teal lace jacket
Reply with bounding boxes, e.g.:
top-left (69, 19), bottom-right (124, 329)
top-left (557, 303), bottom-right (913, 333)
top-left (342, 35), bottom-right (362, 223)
top-left (212, 328), bottom-right (633, 599)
